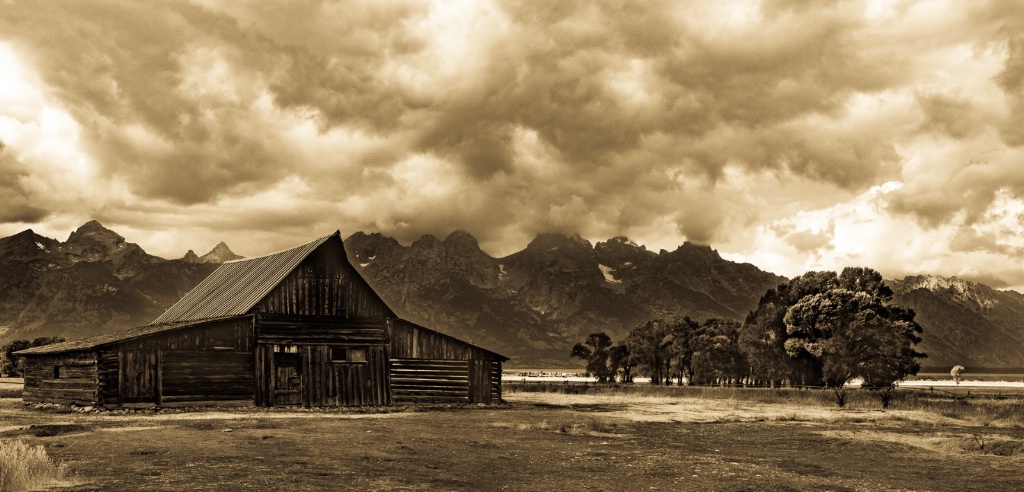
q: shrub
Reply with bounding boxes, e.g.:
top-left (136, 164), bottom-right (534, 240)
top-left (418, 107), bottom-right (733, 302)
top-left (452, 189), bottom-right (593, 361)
top-left (0, 439), bottom-right (69, 491)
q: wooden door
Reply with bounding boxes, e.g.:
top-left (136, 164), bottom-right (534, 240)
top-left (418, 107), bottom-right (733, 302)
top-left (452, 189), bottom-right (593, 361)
top-left (273, 352), bottom-right (302, 406)
top-left (468, 359), bottom-right (492, 404)
top-left (121, 350), bottom-right (157, 404)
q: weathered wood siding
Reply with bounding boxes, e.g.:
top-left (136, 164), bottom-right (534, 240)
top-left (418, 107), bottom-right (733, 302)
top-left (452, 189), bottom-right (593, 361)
top-left (22, 352), bottom-right (99, 406)
top-left (389, 319), bottom-right (504, 403)
top-left (255, 242), bottom-right (392, 319)
top-left (254, 343), bottom-right (389, 407)
top-left (391, 359), bottom-right (469, 403)
top-left (255, 314), bottom-right (388, 344)
top-left (160, 351), bottom-right (254, 403)
top-left (96, 317), bottom-right (256, 407)
top-left (390, 320), bottom-right (494, 360)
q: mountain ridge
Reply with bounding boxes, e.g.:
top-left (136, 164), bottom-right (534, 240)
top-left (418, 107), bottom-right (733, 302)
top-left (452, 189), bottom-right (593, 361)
top-left (1, 223), bottom-right (1023, 368)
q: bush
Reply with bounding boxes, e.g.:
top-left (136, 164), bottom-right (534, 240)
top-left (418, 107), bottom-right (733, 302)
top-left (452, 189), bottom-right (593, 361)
top-left (0, 439), bottom-right (68, 491)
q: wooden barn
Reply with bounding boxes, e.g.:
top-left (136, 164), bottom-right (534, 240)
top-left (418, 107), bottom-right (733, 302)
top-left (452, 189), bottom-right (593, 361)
top-left (15, 232), bottom-right (506, 408)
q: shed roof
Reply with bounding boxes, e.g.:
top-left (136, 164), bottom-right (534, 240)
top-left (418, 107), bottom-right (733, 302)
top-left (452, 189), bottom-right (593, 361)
top-left (14, 317), bottom-right (239, 355)
top-left (151, 232), bottom-right (338, 325)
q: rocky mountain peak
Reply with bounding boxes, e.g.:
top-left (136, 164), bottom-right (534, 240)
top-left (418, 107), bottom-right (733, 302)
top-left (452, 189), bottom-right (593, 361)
top-left (199, 242), bottom-right (243, 263)
top-left (0, 229), bottom-right (63, 261)
top-left (182, 250), bottom-right (200, 263)
top-left (66, 221), bottom-right (125, 249)
top-left (443, 229), bottom-right (480, 249)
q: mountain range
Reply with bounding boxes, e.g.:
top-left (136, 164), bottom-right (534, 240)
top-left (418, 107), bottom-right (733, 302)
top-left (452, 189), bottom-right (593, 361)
top-left (0, 222), bottom-right (1022, 368)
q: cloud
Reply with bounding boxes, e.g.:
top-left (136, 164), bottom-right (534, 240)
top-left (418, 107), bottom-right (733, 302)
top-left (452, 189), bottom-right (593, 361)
top-left (1, 0), bottom-right (1024, 289)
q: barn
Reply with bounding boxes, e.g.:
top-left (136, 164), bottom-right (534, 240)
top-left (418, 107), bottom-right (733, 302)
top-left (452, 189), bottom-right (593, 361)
top-left (15, 231), bottom-right (507, 408)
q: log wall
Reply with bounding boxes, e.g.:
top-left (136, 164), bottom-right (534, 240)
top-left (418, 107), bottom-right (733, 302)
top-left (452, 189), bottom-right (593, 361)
top-left (391, 359), bottom-right (470, 403)
top-left (22, 352), bottom-right (99, 406)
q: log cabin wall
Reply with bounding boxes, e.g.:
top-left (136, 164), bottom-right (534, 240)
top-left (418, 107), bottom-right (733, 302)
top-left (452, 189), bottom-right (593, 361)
top-left (97, 317), bottom-right (255, 407)
top-left (254, 241), bottom-right (392, 319)
top-left (22, 351), bottom-right (99, 406)
top-left (389, 319), bottom-right (503, 403)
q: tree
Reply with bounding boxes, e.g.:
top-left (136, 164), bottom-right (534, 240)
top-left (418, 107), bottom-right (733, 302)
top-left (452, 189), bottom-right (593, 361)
top-left (669, 318), bottom-right (698, 385)
top-left (690, 319), bottom-right (744, 386)
top-left (951, 365), bottom-right (965, 385)
top-left (609, 343), bottom-right (634, 383)
top-left (625, 319), bottom-right (675, 385)
top-left (2, 339), bottom-right (32, 377)
top-left (739, 272), bottom-right (839, 387)
top-left (570, 332), bottom-right (615, 382)
top-left (783, 272), bottom-right (926, 407)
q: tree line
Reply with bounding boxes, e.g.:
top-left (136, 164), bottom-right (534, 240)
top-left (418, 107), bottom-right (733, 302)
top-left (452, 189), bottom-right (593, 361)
top-left (571, 267), bottom-right (926, 406)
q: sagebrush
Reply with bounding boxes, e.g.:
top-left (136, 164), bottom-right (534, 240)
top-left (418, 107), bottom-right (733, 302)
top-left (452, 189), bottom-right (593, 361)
top-left (0, 439), bottom-right (68, 491)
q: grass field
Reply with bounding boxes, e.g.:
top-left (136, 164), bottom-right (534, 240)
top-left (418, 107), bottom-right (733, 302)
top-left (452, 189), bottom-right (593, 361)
top-left (1, 384), bottom-right (1024, 491)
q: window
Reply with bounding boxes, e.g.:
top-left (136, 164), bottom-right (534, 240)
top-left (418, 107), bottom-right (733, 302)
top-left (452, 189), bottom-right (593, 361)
top-left (331, 348), bottom-right (367, 363)
top-left (273, 344), bottom-right (299, 353)
top-left (53, 366), bottom-right (61, 379)
top-left (211, 338), bottom-right (236, 350)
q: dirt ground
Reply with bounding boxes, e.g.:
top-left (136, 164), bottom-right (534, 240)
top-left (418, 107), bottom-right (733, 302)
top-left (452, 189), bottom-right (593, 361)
top-left (1, 392), bottom-right (1023, 491)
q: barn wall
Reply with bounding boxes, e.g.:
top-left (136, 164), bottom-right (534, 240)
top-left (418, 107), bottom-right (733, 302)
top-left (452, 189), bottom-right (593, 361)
top-left (391, 359), bottom-right (469, 403)
top-left (98, 317), bottom-right (256, 407)
top-left (388, 320), bottom-right (504, 403)
top-left (390, 320), bottom-right (494, 360)
top-left (255, 241), bottom-right (392, 319)
top-left (254, 342), bottom-right (389, 407)
top-left (22, 352), bottom-right (99, 406)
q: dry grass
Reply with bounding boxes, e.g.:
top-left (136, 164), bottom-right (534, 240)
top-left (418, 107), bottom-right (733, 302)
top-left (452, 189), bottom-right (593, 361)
top-left (820, 429), bottom-right (1024, 457)
top-left (505, 382), bottom-right (1024, 427)
top-left (0, 439), bottom-right (70, 491)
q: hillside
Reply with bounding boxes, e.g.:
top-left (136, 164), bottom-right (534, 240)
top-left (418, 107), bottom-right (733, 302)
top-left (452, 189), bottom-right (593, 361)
top-left (0, 222), bottom-right (231, 342)
top-left (890, 275), bottom-right (1024, 368)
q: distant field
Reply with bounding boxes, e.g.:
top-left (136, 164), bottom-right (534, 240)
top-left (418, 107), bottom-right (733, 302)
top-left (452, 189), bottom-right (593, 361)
top-left (2, 385), bottom-right (1023, 490)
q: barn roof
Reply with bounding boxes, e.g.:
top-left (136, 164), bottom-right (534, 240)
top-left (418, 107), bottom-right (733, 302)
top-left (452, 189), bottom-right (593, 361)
top-left (14, 317), bottom-right (239, 355)
top-left (151, 232), bottom-right (338, 325)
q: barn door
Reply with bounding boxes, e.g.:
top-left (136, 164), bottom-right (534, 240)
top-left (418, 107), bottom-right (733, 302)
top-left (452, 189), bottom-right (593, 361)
top-left (121, 350), bottom-right (158, 404)
top-left (468, 359), bottom-right (492, 404)
top-left (273, 352), bottom-right (302, 406)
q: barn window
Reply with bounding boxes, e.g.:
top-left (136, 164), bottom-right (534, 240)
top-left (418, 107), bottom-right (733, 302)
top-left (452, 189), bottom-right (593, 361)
top-left (211, 338), bottom-right (236, 350)
top-left (331, 348), bottom-right (367, 363)
top-left (53, 366), bottom-right (61, 379)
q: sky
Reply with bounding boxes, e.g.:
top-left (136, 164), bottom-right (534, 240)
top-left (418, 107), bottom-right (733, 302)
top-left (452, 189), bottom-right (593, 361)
top-left (1, 0), bottom-right (1024, 289)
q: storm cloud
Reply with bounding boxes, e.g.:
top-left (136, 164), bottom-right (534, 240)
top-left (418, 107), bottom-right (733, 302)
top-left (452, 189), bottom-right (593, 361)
top-left (2, 0), bottom-right (1024, 289)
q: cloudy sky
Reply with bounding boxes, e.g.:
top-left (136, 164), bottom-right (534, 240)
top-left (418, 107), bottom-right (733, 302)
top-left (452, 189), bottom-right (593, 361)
top-left (1, 0), bottom-right (1024, 288)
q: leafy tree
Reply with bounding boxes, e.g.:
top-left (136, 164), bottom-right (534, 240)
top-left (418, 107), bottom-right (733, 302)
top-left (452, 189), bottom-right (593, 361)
top-left (690, 319), bottom-right (744, 386)
top-left (609, 343), bottom-right (634, 383)
top-left (784, 271), bottom-right (925, 407)
top-left (625, 319), bottom-right (675, 385)
top-left (570, 332), bottom-right (616, 382)
top-left (2, 340), bottom-right (32, 377)
top-left (668, 318), bottom-right (698, 385)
